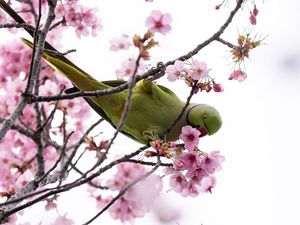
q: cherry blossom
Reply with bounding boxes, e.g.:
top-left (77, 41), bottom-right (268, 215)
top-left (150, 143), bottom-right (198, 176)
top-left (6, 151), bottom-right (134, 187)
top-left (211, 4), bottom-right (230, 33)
top-left (145, 10), bottom-right (172, 35)
top-left (200, 176), bottom-right (217, 193)
top-left (179, 125), bottom-right (201, 151)
top-left (0, 10), bottom-right (7, 24)
top-left (51, 214), bottom-right (74, 225)
top-left (229, 70), bottom-right (247, 82)
top-left (174, 151), bottom-right (201, 170)
top-left (181, 180), bottom-right (199, 197)
top-left (188, 60), bottom-right (209, 81)
top-left (105, 163), bottom-right (162, 222)
top-left (110, 34), bottom-right (131, 51)
top-left (249, 4), bottom-right (259, 25)
top-left (201, 151), bottom-right (225, 174)
top-left (169, 171), bottom-right (188, 193)
top-left (166, 60), bottom-right (185, 82)
top-left (115, 58), bottom-right (148, 80)
top-left (213, 82), bottom-right (224, 92)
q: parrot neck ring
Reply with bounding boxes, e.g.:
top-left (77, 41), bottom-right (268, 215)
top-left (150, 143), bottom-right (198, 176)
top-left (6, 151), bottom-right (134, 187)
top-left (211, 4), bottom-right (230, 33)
top-left (186, 104), bottom-right (209, 137)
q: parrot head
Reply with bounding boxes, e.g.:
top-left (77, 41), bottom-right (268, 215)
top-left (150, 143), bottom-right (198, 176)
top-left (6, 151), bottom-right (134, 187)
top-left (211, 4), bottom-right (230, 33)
top-left (186, 104), bottom-right (222, 137)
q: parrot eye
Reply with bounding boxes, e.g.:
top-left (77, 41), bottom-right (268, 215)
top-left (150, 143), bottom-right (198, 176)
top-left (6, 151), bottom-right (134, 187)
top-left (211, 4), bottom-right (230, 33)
top-left (202, 114), bottom-right (208, 120)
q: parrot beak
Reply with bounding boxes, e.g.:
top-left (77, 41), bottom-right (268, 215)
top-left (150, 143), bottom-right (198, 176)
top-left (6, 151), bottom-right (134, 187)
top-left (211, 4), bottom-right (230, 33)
top-left (198, 126), bottom-right (208, 137)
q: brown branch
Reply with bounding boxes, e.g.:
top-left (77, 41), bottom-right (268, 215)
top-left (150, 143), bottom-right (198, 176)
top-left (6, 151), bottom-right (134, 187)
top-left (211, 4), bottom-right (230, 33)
top-left (0, 22), bottom-right (35, 30)
top-left (216, 37), bottom-right (237, 49)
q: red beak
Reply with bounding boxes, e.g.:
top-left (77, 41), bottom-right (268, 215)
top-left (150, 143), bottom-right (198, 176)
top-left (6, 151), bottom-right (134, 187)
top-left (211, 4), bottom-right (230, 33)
top-left (198, 126), bottom-right (208, 137)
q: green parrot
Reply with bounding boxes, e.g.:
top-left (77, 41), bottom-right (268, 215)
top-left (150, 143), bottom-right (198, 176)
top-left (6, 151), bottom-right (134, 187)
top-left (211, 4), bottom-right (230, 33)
top-left (0, 0), bottom-right (222, 144)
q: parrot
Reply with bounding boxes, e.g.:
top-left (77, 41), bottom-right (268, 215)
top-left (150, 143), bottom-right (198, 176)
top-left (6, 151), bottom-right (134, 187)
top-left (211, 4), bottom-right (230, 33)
top-left (0, 0), bottom-right (222, 144)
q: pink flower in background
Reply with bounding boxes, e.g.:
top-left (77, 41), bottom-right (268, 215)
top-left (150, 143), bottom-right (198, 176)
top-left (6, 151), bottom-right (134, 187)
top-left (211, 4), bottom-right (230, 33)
top-left (116, 58), bottom-right (148, 79)
top-left (179, 125), bottom-right (201, 151)
top-left (188, 60), bottom-right (209, 80)
top-left (145, 10), bottom-right (172, 35)
top-left (110, 34), bottom-right (131, 51)
top-left (0, 10), bottom-right (7, 24)
top-left (166, 60), bottom-right (185, 82)
top-left (229, 70), bottom-right (247, 82)
top-left (39, 79), bottom-right (59, 96)
top-left (105, 163), bottom-right (162, 222)
top-left (51, 214), bottom-right (74, 225)
top-left (56, 1), bottom-right (102, 38)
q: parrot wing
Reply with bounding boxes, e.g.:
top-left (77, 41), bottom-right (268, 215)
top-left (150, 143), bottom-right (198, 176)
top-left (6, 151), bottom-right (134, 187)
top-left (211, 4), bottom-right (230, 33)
top-left (64, 81), bottom-right (144, 142)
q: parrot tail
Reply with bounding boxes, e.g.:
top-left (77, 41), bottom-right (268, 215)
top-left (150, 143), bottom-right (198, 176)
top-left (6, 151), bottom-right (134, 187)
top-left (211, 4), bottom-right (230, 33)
top-left (22, 38), bottom-right (109, 92)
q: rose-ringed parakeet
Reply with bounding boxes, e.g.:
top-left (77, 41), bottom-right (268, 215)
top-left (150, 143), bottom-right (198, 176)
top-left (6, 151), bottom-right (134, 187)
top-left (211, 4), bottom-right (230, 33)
top-left (0, 0), bottom-right (222, 144)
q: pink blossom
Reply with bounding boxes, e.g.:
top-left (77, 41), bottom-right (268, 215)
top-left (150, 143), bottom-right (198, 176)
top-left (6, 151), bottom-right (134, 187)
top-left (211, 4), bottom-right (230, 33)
top-left (109, 198), bottom-right (135, 222)
top-left (174, 151), bottom-right (201, 170)
top-left (145, 10), bottom-right (172, 35)
top-left (179, 125), bottom-right (201, 151)
top-left (181, 180), bottom-right (199, 197)
top-left (152, 198), bottom-right (181, 223)
top-left (249, 5), bottom-right (259, 25)
top-left (200, 176), bottom-right (216, 193)
top-left (45, 197), bottom-right (58, 211)
top-left (213, 82), bottom-right (224, 92)
top-left (39, 79), bottom-right (59, 96)
top-left (75, 24), bottom-right (89, 38)
top-left (0, 10), bottom-right (7, 24)
top-left (166, 60), bottom-right (185, 82)
top-left (186, 167), bottom-right (208, 184)
top-left (51, 214), bottom-right (74, 225)
top-left (110, 34), bottom-right (131, 51)
top-left (125, 174), bottom-right (162, 211)
top-left (116, 58), bottom-right (148, 80)
top-left (201, 151), bottom-right (225, 174)
top-left (169, 171), bottom-right (188, 193)
top-left (188, 60), bottom-right (209, 80)
top-left (229, 70), bottom-right (247, 82)
top-left (106, 163), bottom-right (162, 222)
top-left (58, 1), bottom-right (102, 38)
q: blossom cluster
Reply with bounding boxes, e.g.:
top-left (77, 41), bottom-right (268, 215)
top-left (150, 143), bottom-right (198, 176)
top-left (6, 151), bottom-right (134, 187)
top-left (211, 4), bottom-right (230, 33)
top-left (169, 150), bottom-right (224, 197)
top-left (5, 0), bottom-right (102, 38)
top-left (166, 60), bottom-right (224, 92)
top-left (110, 10), bottom-right (172, 80)
top-left (0, 41), bottom-right (91, 197)
top-left (149, 125), bottom-right (225, 197)
top-left (90, 163), bottom-right (163, 223)
top-left (55, 0), bottom-right (102, 38)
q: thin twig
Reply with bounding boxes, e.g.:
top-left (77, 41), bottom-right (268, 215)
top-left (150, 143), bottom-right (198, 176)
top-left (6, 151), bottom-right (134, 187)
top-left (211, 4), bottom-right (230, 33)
top-left (216, 37), bottom-right (237, 49)
top-left (164, 81), bottom-right (198, 135)
top-left (0, 22), bottom-right (35, 30)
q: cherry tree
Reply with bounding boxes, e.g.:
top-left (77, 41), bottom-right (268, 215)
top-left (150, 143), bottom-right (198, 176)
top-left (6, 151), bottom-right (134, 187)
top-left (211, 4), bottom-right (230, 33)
top-left (0, 0), bottom-right (262, 224)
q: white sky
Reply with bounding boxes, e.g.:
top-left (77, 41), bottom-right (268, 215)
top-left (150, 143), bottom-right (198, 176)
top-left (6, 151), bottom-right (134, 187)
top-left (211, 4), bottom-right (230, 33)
top-left (2, 0), bottom-right (300, 224)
